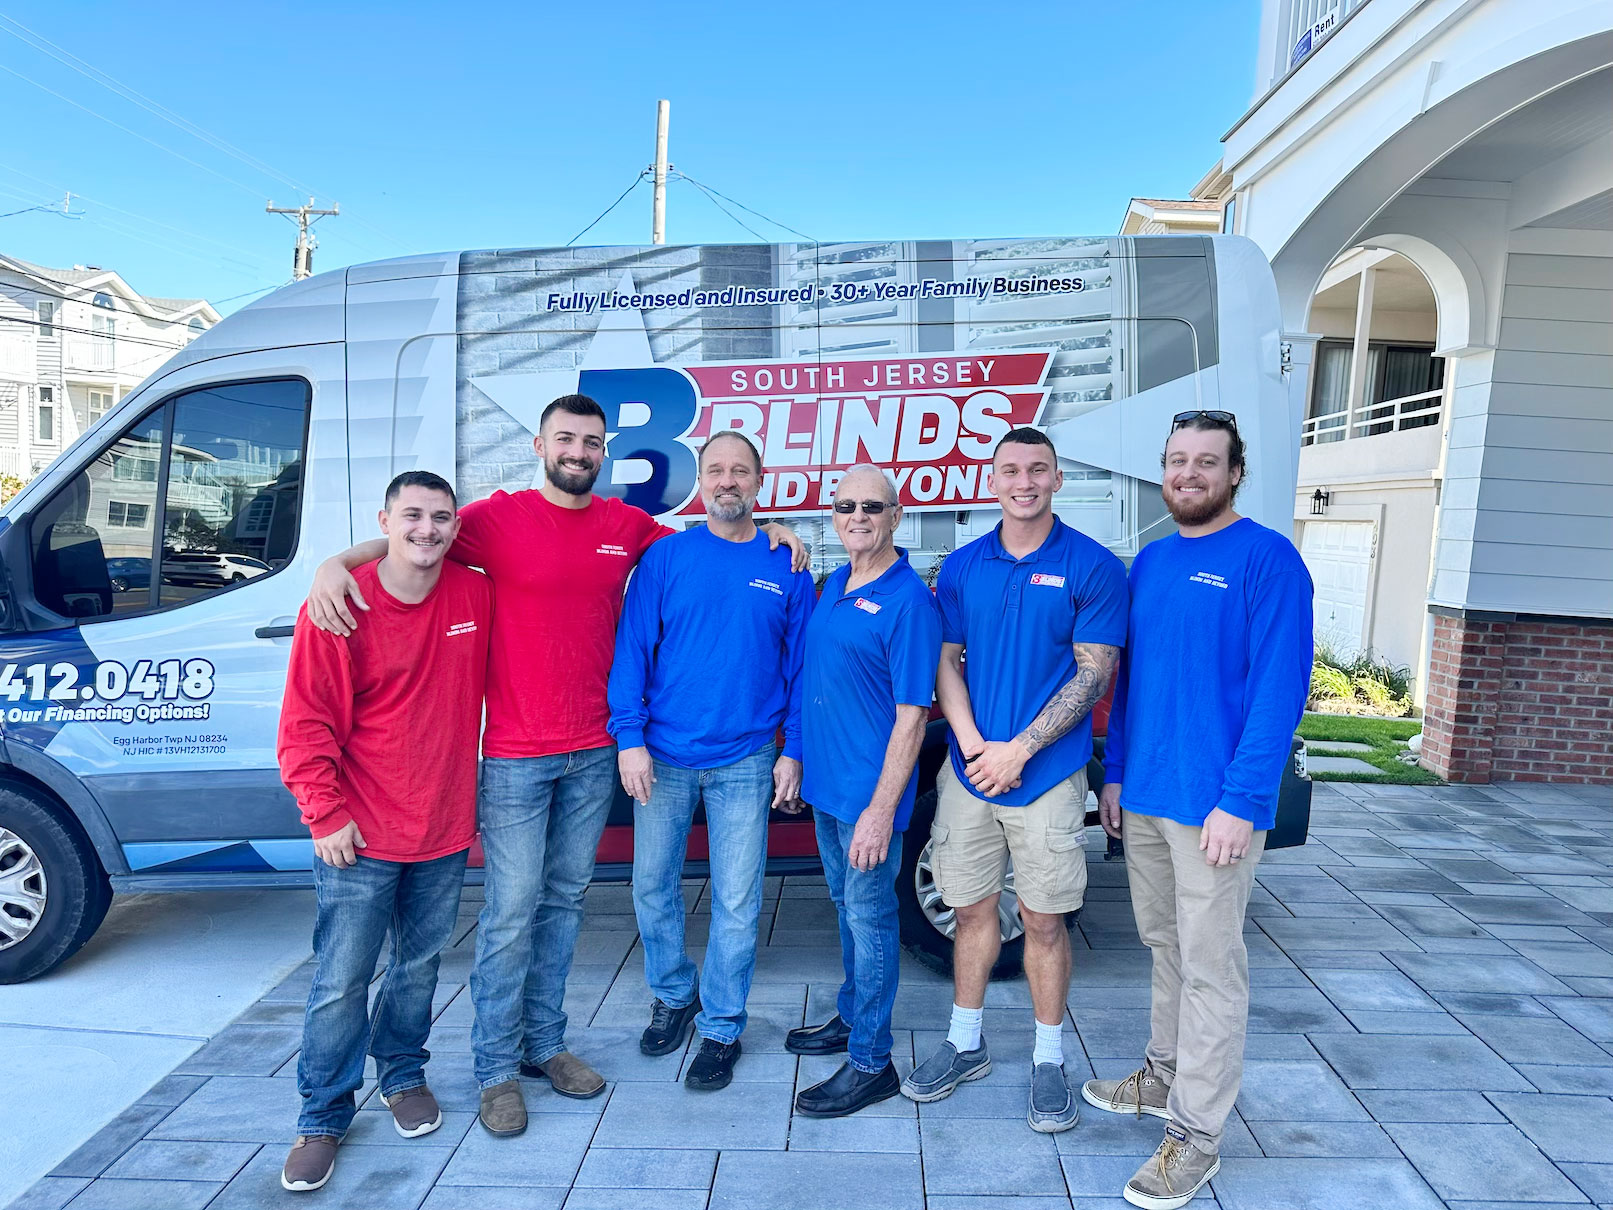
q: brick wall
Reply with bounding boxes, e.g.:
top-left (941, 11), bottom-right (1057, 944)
top-left (1423, 612), bottom-right (1613, 785)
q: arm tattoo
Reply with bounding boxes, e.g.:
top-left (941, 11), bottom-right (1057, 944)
top-left (1016, 643), bottom-right (1120, 757)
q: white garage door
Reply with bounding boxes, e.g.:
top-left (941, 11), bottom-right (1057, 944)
top-left (1302, 520), bottom-right (1374, 658)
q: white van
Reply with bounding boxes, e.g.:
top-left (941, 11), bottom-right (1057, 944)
top-left (0, 235), bottom-right (1311, 982)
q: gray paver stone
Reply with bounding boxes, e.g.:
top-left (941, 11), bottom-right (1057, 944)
top-left (1385, 1122), bottom-right (1586, 1202)
top-left (1211, 1157), bottom-right (1447, 1210)
top-left (920, 1118), bottom-right (1067, 1195)
top-left (1489, 1092), bottom-right (1613, 1163)
top-left (1310, 1034), bottom-right (1532, 1091)
top-left (56, 1179), bottom-right (221, 1209)
top-left (709, 1151), bottom-right (923, 1210)
top-left (102, 1139), bottom-right (261, 1183)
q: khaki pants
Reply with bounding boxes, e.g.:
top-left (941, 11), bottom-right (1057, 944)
top-left (1122, 809), bottom-right (1266, 1153)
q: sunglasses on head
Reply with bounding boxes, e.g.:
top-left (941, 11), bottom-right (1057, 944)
top-left (832, 499), bottom-right (892, 515)
top-left (1172, 409), bottom-right (1238, 430)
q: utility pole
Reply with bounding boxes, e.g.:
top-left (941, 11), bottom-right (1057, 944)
top-left (266, 197), bottom-right (340, 280)
top-left (650, 99), bottom-right (670, 245)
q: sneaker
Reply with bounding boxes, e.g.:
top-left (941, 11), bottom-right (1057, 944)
top-left (518, 1051), bottom-right (606, 1099)
top-left (1123, 1125), bottom-right (1220, 1210)
top-left (1083, 1062), bottom-right (1171, 1120)
top-left (280, 1135), bottom-right (338, 1192)
top-left (384, 1085), bottom-right (442, 1138)
top-left (685, 1037), bottom-right (742, 1090)
top-left (478, 1079), bottom-right (527, 1137)
top-left (1027, 1062), bottom-right (1079, 1133)
top-left (641, 997), bottom-right (700, 1056)
top-left (900, 1039), bottom-right (991, 1103)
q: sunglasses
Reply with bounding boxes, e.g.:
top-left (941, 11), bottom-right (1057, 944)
top-left (1172, 409), bottom-right (1239, 430)
top-left (832, 499), bottom-right (892, 515)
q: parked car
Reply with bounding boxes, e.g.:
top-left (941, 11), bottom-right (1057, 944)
top-left (0, 234), bottom-right (1310, 983)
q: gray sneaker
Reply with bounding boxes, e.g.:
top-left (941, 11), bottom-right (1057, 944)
top-left (900, 1039), bottom-right (991, 1103)
top-left (1027, 1062), bottom-right (1079, 1133)
top-left (1123, 1125), bottom-right (1219, 1210)
top-left (1083, 1061), bottom-right (1171, 1119)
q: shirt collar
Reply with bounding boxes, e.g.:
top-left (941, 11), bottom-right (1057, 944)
top-left (983, 516), bottom-right (1067, 565)
top-left (840, 547), bottom-right (916, 600)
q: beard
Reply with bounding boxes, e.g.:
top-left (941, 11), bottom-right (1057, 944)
top-left (545, 455), bottom-right (600, 496)
top-left (705, 493), bottom-right (755, 523)
top-left (1164, 479), bottom-right (1235, 527)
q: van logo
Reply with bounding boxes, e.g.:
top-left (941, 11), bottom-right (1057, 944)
top-left (854, 598), bottom-right (881, 614)
top-left (446, 620), bottom-right (479, 637)
top-left (1029, 573), bottom-right (1065, 588)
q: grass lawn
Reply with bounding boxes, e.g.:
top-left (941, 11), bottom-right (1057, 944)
top-left (1298, 713), bottom-right (1443, 785)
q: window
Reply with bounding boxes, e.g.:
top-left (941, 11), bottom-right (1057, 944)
top-left (1221, 196), bottom-right (1237, 235)
top-left (36, 300), bottom-right (56, 338)
top-left (37, 387), bottom-right (55, 443)
top-left (1305, 340), bottom-right (1443, 443)
top-left (88, 389), bottom-right (113, 426)
top-left (91, 293), bottom-right (115, 369)
top-left (29, 378), bottom-right (309, 622)
top-left (187, 317), bottom-right (204, 337)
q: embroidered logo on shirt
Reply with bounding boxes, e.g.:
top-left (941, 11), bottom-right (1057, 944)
top-left (1189, 571), bottom-right (1229, 589)
top-left (854, 598), bottom-right (881, 614)
top-left (596, 543), bottom-right (630, 557)
top-left (749, 578), bottom-right (783, 596)
top-left (446, 620), bottom-right (479, 637)
top-left (1029, 573), bottom-right (1065, 588)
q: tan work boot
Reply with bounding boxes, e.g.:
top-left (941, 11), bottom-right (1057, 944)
top-left (1123, 1124), bottom-right (1220, 1210)
top-left (478, 1078), bottom-right (528, 1137)
top-left (384, 1084), bottom-right (443, 1137)
top-left (280, 1135), bottom-right (339, 1192)
top-left (1082, 1060), bottom-right (1171, 1120)
top-left (521, 1051), bottom-right (606, 1099)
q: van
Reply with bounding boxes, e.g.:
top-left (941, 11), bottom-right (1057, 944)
top-left (0, 235), bottom-right (1312, 983)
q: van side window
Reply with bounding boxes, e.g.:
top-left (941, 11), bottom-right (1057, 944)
top-left (28, 379), bottom-right (309, 624)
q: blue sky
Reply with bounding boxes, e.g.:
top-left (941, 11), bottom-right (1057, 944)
top-left (0, 1), bottom-right (1261, 314)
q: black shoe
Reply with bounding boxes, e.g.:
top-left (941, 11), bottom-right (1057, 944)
top-left (685, 1038), bottom-right (742, 1090)
top-left (794, 1060), bottom-right (901, 1118)
top-left (785, 1014), bottom-right (852, 1056)
top-left (640, 997), bottom-right (699, 1056)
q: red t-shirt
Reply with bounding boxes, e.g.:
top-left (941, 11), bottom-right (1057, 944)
top-left (278, 559), bottom-right (492, 862)
top-left (450, 490), bottom-right (670, 758)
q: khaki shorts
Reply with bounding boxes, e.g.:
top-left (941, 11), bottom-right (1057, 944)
top-left (930, 761), bottom-right (1089, 914)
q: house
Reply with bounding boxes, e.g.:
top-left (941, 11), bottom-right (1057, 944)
top-left (0, 255), bottom-right (219, 484)
top-left (1218, 0), bottom-right (1612, 784)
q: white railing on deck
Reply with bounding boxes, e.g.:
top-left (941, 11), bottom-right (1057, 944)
top-left (1282, 0), bottom-right (1371, 75)
top-left (1302, 387), bottom-right (1442, 446)
top-left (0, 448), bottom-right (33, 480)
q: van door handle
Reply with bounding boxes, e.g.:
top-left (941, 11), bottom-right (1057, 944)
top-left (255, 624), bottom-right (296, 639)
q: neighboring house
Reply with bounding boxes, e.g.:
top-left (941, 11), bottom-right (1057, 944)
top-left (1217, 0), bottom-right (1612, 785)
top-left (0, 255), bottom-right (219, 484)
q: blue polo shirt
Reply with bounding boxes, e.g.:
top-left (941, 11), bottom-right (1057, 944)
top-left (802, 550), bottom-right (942, 832)
top-left (937, 517), bottom-right (1128, 805)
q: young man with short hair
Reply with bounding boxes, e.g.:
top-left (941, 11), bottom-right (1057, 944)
top-left (608, 430), bottom-right (816, 1092)
top-left (305, 397), bottom-right (804, 1137)
top-left (1084, 412), bottom-right (1312, 1210)
top-left (278, 471), bottom-right (491, 1193)
top-left (906, 427), bottom-right (1128, 1133)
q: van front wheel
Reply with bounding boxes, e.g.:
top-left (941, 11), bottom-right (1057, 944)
top-left (0, 783), bottom-right (111, 983)
top-left (896, 788), bottom-right (1026, 980)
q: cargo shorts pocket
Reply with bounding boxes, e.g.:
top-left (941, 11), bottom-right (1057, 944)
top-left (1024, 825), bottom-right (1088, 912)
top-left (927, 823), bottom-right (952, 898)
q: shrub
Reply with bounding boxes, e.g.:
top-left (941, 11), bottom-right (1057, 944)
top-left (1308, 645), bottom-right (1414, 717)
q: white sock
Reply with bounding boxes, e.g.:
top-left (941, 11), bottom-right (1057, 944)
top-left (1033, 1019), bottom-right (1064, 1067)
top-left (946, 1003), bottom-right (983, 1052)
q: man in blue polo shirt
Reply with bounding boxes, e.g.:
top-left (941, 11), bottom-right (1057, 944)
top-left (607, 429), bottom-right (815, 1092)
top-left (789, 465), bottom-right (942, 1119)
top-left (903, 427), bottom-right (1127, 1134)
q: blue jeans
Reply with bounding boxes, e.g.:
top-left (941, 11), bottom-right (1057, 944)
top-left (297, 849), bottom-right (467, 1137)
top-left (470, 744), bottom-right (616, 1088)
top-left (815, 810), bottom-right (903, 1073)
top-left (632, 746), bottom-right (773, 1044)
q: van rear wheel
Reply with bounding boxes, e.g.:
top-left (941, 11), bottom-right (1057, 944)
top-left (897, 788), bottom-right (1026, 980)
top-left (0, 782), bottom-right (111, 983)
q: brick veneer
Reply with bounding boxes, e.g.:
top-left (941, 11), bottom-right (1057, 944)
top-left (1422, 611), bottom-right (1613, 784)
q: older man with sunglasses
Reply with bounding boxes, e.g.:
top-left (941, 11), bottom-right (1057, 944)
top-left (788, 464), bottom-right (941, 1118)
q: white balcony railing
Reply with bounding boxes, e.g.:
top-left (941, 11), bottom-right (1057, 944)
top-left (1302, 387), bottom-right (1442, 445)
top-left (0, 448), bottom-right (34, 480)
top-left (1281, 0), bottom-right (1371, 76)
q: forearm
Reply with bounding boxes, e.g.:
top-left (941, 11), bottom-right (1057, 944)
top-left (328, 538), bottom-right (386, 569)
top-left (936, 650), bottom-right (983, 749)
top-left (865, 706), bottom-right (928, 819)
top-left (1014, 643), bottom-right (1119, 757)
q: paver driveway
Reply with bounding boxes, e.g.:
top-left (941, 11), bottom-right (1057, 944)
top-left (8, 780), bottom-right (1612, 1210)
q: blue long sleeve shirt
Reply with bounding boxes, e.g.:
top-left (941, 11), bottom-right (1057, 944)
top-left (1103, 517), bottom-right (1313, 831)
top-left (607, 525), bottom-right (815, 769)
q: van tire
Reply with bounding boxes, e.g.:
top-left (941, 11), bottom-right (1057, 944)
top-left (0, 782), bottom-right (112, 984)
top-left (897, 788), bottom-right (1026, 981)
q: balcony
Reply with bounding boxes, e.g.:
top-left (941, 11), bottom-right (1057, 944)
top-left (1303, 387), bottom-right (1442, 445)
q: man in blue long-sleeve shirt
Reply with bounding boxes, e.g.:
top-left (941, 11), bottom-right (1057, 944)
top-left (607, 429), bottom-right (815, 1091)
top-left (1081, 412), bottom-right (1312, 1210)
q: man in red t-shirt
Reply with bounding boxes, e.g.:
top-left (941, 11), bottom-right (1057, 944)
top-left (277, 471), bottom-right (491, 1193)
top-left (305, 395), bottom-right (806, 1137)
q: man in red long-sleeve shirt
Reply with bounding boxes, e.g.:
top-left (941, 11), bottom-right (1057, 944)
top-left (276, 471), bottom-right (491, 1194)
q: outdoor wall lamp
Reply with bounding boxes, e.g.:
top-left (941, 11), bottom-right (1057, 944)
top-left (1311, 487), bottom-right (1331, 515)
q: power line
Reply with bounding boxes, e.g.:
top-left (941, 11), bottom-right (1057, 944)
top-left (671, 170), bottom-right (817, 243)
top-left (0, 310), bottom-right (207, 350)
top-left (566, 173), bottom-right (649, 247)
top-left (677, 175), bottom-right (767, 241)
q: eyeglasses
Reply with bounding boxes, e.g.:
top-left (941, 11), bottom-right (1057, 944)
top-left (832, 499), bottom-right (892, 515)
top-left (1172, 409), bottom-right (1238, 430)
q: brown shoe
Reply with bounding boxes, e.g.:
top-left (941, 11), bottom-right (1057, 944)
top-left (478, 1078), bottom-right (527, 1137)
top-left (384, 1084), bottom-right (442, 1137)
top-left (520, 1051), bottom-right (606, 1099)
top-left (1123, 1125), bottom-right (1220, 1210)
top-left (280, 1135), bottom-right (339, 1192)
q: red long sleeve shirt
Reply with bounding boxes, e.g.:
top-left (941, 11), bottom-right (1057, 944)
top-left (277, 559), bottom-right (492, 862)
